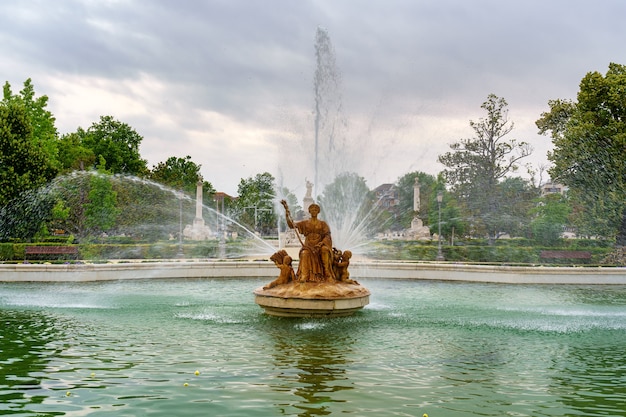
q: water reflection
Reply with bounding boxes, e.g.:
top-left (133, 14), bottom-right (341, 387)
top-left (267, 321), bottom-right (356, 416)
top-left (0, 310), bottom-right (61, 414)
top-left (550, 334), bottom-right (626, 415)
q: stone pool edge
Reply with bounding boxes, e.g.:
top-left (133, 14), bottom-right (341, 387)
top-left (1, 261), bottom-right (625, 284)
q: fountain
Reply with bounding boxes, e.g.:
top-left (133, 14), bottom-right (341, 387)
top-left (254, 200), bottom-right (370, 317)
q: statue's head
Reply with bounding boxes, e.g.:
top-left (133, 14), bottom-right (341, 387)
top-left (308, 204), bottom-right (320, 215)
top-left (343, 250), bottom-right (352, 259)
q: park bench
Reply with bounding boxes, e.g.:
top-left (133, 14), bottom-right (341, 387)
top-left (540, 250), bottom-right (591, 261)
top-left (25, 245), bottom-right (79, 260)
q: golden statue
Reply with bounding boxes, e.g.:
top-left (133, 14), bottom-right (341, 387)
top-left (254, 200), bottom-right (369, 317)
top-left (281, 200), bottom-right (335, 282)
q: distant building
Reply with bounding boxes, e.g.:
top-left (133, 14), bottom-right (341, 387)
top-left (373, 183), bottom-right (399, 209)
top-left (541, 182), bottom-right (567, 196)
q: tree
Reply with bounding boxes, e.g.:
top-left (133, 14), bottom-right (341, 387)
top-left (275, 185), bottom-right (301, 231)
top-left (81, 115), bottom-right (148, 175)
top-left (438, 94), bottom-right (533, 241)
top-left (427, 176), bottom-right (468, 241)
top-left (530, 193), bottom-right (571, 246)
top-left (83, 157), bottom-right (120, 239)
top-left (235, 172), bottom-right (276, 234)
top-left (2, 79), bottom-right (61, 172)
top-left (149, 155), bottom-right (214, 198)
top-left (57, 129), bottom-right (95, 173)
top-left (495, 177), bottom-right (538, 238)
top-left (536, 63), bottom-right (626, 244)
top-left (0, 102), bottom-right (57, 206)
top-left (395, 171), bottom-right (437, 231)
top-left (317, 172), bottom-right (372, 249)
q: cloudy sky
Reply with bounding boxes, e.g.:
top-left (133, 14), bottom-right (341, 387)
top-left (2, 0), bottom-right (625, 197)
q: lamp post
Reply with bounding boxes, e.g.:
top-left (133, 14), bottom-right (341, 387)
top-left (177, 190), bottom-right (184, 258)
top-left (436, 191), bottom-right (444, 261)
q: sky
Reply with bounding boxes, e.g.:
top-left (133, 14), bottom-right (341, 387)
top-left (1, 0), bottom-right (625, 197)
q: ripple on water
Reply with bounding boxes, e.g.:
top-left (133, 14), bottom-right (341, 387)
top-left (0, 279), bottom-right (624, 417)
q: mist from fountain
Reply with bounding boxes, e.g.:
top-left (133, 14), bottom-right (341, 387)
top-left (276, 27), bottom-right (399, 254)
top-left (0, 171), bottom-right (276, 259)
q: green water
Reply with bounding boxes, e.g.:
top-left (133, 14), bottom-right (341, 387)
top-left (1, 278), bottom-right (625, 416)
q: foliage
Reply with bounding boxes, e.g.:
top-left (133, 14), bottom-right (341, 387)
top-left (317, 172), bottom-right (375, 248)
top-left (111, 176), bottom-right (189, 241)
top-left (275, 186), bottom-right (300, 231)
top-left (57, 130), bottom-right (95, 173)
top-left (150, 156), bottom-right (211, 193)
top-left (495, 177), bottom-right (538, 237)
top-left (536, 63), bottom-right (626, 244)
top-left (394, 171), bottom-right (437, 231)
top-left (438, 94), bottom-right (533, 241)
top-left (366, 240), bottom-right (610, 264)
top-left (2, 79), bottom-right (61, 172)
top-left (427, 179), bottom-right (468, 240)
top-left (234, 172), bottom-right (276, 234)
top-left (0, 101), bottom-right (58, 207)
top-left (530, 193), bottom-right (571, 245)
top-left (83, 159), bottom-right (120, 239)
top-left (80, 115), bottom-right (148, 175)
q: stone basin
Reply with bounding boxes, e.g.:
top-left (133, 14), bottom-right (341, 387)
top-left (253, 281), bottom-right (370, 317)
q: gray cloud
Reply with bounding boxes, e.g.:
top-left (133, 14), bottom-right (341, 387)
top-left (1, 0), bottom-right (625, 194)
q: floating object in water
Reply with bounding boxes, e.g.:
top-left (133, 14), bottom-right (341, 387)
top-left (194, 370), bottom-right (200, 376)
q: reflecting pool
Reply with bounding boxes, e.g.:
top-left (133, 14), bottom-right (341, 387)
top-left (1, 278), bottom-right (625, 416)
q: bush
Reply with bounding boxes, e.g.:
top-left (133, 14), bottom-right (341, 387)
top-left (0, 243), bottom-right (14, 261)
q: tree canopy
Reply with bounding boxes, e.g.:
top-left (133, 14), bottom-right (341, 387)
top-left (439, 94), bottom-right (533, 240)
top-left (149, 155), bottom-right (214, 197)
top-left (235, 172), bottom-right (276, 234)
top-left (0, 101), bottom-right (58, 206)
top-left (536, 62), bottom-right (626, 244)
top-left (81, 115), bottom-right (148, 175)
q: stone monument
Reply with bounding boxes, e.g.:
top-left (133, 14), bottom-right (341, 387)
top-left (183, 176), bottom-right (214, 240)
top-left (407, 177), bottom-right (431, 239)
top-left (254, 200), bottom-right (370, 317)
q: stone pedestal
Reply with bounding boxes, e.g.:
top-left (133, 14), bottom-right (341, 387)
top-left (254, 281), bottom-right (370, 317)
top-left (408, 216), bottom-right (431, 239)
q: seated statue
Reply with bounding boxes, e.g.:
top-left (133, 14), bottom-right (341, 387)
top-left (282, 200), bottom-right (336, 282)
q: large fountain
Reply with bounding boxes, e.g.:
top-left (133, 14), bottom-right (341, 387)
top-left (2, 27), bottom-right (626, 417)
top-left (254, 200), bottom-right (370, 317)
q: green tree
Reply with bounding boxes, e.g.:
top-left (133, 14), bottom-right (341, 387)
top-left (438, 94), bottom-right (532, 241)
top-left (235, 172), bottom-right (276, 234)
top-left (275, 185), bottom-right (301, 231)
top-left (530, 193), bottom-right (571, 246)
top-left (427, 177), bottom-right (468, 241)
top-left (536, 63), bottom-right (626, 244)
top-left (2, 79), bottom-right (61, 172)
top-left (0, 102), bottom-right (57, 206)
top-left (83, 157), bottom-right (120, 239)
top-left (317, 172), bottom-right (372, 249)
top-left (496, 177), bottom-right (538, 238)
top-left (149, 155), bottom-right (214, 197)
top-left (57, 129), bottom-right (95, 173)
top-left (81, 115), bottom-right (148, 175)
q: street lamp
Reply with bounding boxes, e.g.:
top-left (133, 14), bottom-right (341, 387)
top-left (177, 190), bottom-right (184, 258)
top-left (436, 191), bottom-right (444, 261)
